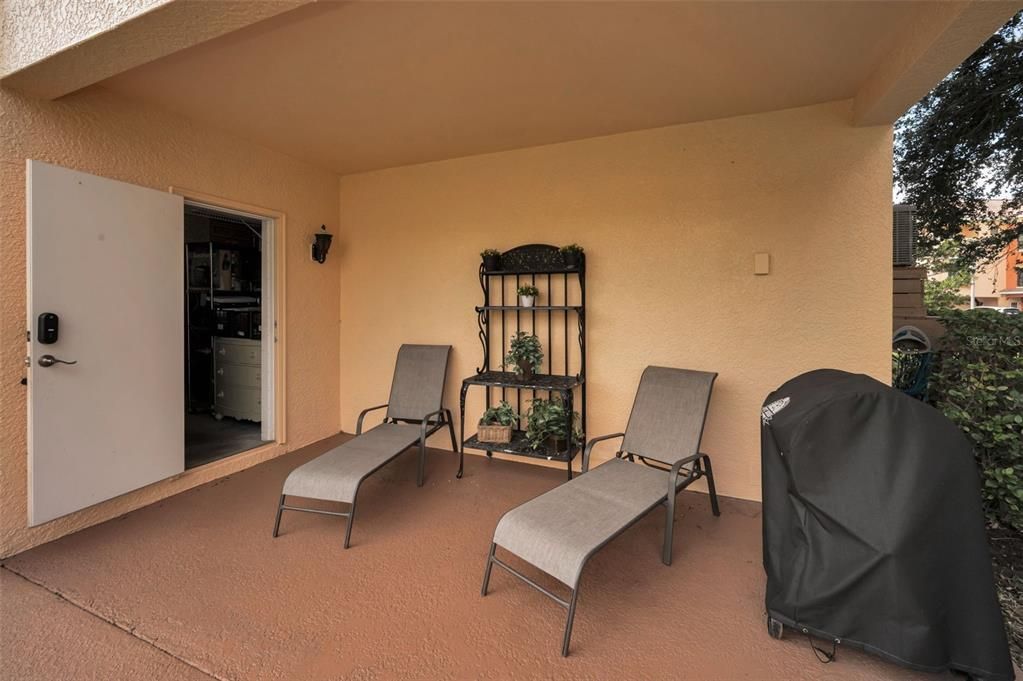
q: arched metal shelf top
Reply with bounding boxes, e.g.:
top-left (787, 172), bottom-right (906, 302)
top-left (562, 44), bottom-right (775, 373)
top-left (481, 243), bottom-right (585, 275)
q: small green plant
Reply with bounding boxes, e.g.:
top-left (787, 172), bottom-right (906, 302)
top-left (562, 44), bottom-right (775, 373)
top-left (479, 400), bottom-right (519, 427)
top-left (525, 396), bottom-right (582, 451)
top-left (480, 249), bottom-right (501, 258)
top-left (503, 332), bottom-right (543, 376)
top-left (517, 284), bottom-right (539, 297)
top-left (560, 243), bottom-right (584, 268)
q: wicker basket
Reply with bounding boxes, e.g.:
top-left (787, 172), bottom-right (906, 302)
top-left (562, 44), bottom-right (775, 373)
top-left (478, 424), bottom-right (513, 443)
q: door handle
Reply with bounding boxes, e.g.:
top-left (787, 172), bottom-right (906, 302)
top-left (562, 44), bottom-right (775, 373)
top-left (38, 354), bottom-right (77, 367)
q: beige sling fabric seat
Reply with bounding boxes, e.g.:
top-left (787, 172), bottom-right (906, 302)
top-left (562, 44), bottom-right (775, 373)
top-left (492, 456), bottom-right (670, 587)
top-left (281, 424), bottom-right (423, 503)
top-left (482, 366), bottom-right (720, 656)
top-left (273, 345), bottom-right (455, 548)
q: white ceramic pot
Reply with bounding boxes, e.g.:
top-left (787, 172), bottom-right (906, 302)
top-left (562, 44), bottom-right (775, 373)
top-left (519, 295), bottom-right (535, 308)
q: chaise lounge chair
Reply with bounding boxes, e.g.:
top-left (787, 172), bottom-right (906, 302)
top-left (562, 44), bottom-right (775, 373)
top-left (273, 344), bottom-right (456, 548)
top-left (481, 366), bottom-right (719, 656)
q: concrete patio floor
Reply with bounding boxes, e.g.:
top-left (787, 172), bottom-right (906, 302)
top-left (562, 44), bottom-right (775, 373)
top-left (2, 434), bottom-right (945, 680)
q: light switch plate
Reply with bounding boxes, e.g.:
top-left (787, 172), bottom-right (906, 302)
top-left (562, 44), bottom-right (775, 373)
top-left (754, 252), bottom-right (770, 275)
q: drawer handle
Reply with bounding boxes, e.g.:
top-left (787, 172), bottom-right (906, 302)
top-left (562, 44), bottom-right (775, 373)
top-left (217, 368), bottom-right (224, 375)
top-left (217, 391), bottom-right (224, 398)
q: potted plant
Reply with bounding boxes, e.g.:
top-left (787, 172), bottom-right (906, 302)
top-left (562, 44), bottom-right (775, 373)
top-left (503, 331), bottom-right (543, 379)
top-left (478, 400), bottom-right (518, 443)
top-left (481, 249), bottom-right (502, 272)
top-left (517, 284), bottom-right (539, 308)
top-left (525, 396), bottom-right (583, 454)
top-left (560, 243), bottom-right (584, 269)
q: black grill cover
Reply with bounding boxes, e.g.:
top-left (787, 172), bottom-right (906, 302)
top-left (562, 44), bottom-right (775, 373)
top-left (761, 369), bottom-right (1013, 680)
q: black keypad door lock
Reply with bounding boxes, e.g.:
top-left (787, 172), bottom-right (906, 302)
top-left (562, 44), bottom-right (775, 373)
top-left (37, 313), bottom-right (59, 344)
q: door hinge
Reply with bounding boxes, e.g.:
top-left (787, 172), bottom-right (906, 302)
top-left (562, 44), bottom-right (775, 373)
top-left (25, 329), bottom-right (30, 342)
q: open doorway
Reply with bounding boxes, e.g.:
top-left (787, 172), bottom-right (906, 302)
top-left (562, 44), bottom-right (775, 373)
top-left (184, 202), bottom-right (275, 468)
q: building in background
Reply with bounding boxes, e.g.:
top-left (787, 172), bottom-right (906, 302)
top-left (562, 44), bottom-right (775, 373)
top-left (929, 201), bottom-right (1023, 309)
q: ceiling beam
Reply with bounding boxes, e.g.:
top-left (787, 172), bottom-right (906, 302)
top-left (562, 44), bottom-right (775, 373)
top-left (853, 1), bottom-right (1020, 127)
top-left (1, 0), bottom-right (313, 100)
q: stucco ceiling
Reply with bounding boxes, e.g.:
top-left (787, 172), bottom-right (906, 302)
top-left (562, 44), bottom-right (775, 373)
top-left (102, 1), bottom-right (930, 175)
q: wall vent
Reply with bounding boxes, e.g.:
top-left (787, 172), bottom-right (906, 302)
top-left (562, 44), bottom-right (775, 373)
top-left (893, 204), bottom-right (916, 267)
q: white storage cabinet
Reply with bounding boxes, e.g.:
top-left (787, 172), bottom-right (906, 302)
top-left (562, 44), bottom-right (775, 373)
top-left (213, 337), bottom-right (261, 422)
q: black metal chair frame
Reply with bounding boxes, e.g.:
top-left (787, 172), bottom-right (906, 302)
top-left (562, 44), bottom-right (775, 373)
top-left (272, 403), bottom-right (458, 548)
top-left (481, 435), bottom-right (720, 656)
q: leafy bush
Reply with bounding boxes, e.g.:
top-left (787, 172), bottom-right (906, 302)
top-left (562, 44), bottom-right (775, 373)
top-left (924, 271), bottom-right (969, 315)
top-left (929, 310), bottom-right (1023, 530)
top-left (918, 239), bottom-right (970, 314)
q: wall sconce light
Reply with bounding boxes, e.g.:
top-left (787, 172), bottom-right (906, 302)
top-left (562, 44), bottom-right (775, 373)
top-left (312, 225), bottom-right (333, 264)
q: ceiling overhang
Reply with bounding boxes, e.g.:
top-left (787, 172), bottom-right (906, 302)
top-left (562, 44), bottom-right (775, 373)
top-left (0, 0), bottom-right (312, 99)
top-left (4, 1), bottom-right (1018, 175)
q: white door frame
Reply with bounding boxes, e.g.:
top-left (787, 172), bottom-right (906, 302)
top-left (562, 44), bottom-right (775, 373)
top-left (174, 189), bottom-right (287, 446)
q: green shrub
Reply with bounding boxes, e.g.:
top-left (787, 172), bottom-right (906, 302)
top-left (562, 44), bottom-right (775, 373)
top-left (924, 271), bottom-right (969, 315)
top-left (929, 310), bottom-right (1023, 530)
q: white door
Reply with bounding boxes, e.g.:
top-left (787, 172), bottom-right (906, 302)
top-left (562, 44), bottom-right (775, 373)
top-left (27, 160), bottom-right (184, 525)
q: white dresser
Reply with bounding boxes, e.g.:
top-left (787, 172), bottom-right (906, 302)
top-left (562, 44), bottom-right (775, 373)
top-left (213, 337), bottom-right (261, 422)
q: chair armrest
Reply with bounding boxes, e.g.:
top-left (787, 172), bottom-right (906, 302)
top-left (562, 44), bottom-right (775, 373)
top-left (674, 451), bottom-right (706, 468)
top-left (356, 404), bottom-right (389, 435)
top-left (419, 409), bottom-right (447, 442)
top-left (669, 452), bottom-right (709, 491)
top-left (582, 432), bottom-right (626, 473)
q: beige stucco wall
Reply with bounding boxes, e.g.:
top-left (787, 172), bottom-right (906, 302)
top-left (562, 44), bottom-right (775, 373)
top-left (338, 100), bottom-right (894, 501)
top-left (0, 85), bottom-right (341, 557)
top-left (0, 0), bottom-right (168, 76)
top-left (1, 0), bottom-right (309, 100)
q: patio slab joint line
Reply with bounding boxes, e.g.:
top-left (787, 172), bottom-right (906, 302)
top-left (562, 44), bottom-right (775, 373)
top-left (1, 565), bottom-right (225, 681)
